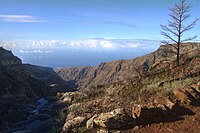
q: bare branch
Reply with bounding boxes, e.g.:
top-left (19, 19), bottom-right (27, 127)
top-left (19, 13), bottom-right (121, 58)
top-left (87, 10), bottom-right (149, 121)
top-left (161, 31), bottom-right (178, 43)
top-left (181, 35), bottom-right (197, 42)
top-left (161, 25), bottom-right (179, 37)
top-left (181, 18), bottom-right (198, 33)
top-left (168, 20), bottom-right (179, 31)
top-left (181, 14), bottom-right (190, 22)
top-left (161, 40), bottom-right (170, 45)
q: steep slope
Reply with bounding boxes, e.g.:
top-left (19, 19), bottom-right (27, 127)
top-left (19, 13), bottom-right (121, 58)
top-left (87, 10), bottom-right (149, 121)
top-left (0, 47), bottom-right (75, 96)
top-left (55, 66), bottom-right (95, 88)
top-left (24, 64), bottom-right (75, 92)
top-left (0, 47), bottom-right (36, 96)
top-left (56, 42), bottom-right (200, 89)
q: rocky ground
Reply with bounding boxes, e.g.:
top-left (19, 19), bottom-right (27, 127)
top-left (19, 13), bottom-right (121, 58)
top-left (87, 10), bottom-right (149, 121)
top-left (58, 81), bottom-right (200, 133)
top-left (124, 105), bottom-right (200, 133)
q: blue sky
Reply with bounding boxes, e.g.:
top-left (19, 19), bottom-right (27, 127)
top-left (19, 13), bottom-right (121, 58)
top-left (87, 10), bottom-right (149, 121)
top-left (0, 0), bottom-right (199, 41)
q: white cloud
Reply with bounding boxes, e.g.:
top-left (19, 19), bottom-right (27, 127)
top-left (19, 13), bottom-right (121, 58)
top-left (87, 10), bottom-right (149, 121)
top-left (0, 14), bottom-right (45, 23)
top-left (0, 39), bottom-right (160, 50)
top-left (18, 49), bottom-right (54, 53)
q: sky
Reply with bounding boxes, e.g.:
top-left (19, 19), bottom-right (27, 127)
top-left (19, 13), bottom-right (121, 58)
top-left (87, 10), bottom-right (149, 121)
top-left (0, 0), bottom-right (199, 41)
top-left (0, 0), bottom-right (199, 67)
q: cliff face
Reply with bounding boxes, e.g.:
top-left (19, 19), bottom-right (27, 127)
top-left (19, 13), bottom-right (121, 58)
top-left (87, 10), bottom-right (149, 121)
top-left (55, 66), bottom-right (96, 88)
top-left (0, 47), bottom-right (32, 96)
top-left (0, 47), bottom-right (74, 97)
top-left (0, 47), bottom-right (22, 66)
top-left (24, 64), bottom-right (75, 92)
top-left (56, 43), bottom-right (200, 89)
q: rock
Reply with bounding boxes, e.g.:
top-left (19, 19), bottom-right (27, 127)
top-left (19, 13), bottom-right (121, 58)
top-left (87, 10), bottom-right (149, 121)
top-left (68, 103), bottom-right (82, 112)
top-left (132, 104), bottom-right (168, 125)
top-left (82, 98), bottom-right (111, 110)
top-left (62, 116), bottom-right (86, 132)
top-left (66, 112), bottom-right (77, 121)
top-left (133, 125), bottom-right (140, 130)
top-left (173, 89), bottom-right (192, 104)
top-left (190, 84), bottom-right (200, 93)
top-left (61, 92), bottom-right (81, 105)
top-left (86, 114), bottom-right (98, 129)
top-left (186, 87), bottom-right (200, 101)
top-left (173, 87), bottom-right (200, 105)
top-left (93, 108), bottom-right (136, 130)
top-left (154, 96), bottom-right (175, 110)
top-left (97, 128), bottom-right (109, 133)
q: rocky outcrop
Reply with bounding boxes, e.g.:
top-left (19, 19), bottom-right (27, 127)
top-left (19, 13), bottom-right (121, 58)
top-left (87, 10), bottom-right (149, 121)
top-left (92, 108), bottom-right (135, 130)
top-left (56, 43), bottom-right (200, 89)
top-left (173, 86), bottom-right (200, 105)
top-left (62, 116), bottom-right (86, 132)
top-left (132, 104), bottom-right (168, 125)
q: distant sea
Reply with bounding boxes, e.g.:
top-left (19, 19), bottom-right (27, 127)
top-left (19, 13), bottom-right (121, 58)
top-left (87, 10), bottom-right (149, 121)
top-left (13, 46), bottom-right (158, 68)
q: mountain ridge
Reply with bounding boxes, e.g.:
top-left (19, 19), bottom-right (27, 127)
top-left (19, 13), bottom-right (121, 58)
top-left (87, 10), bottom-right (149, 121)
top-left (56, 42), bottom-right (200, 89)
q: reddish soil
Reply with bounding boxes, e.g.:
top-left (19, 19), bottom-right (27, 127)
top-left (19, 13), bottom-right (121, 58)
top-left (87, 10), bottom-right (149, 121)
top-left (123, 105), bottom-right (200, 133)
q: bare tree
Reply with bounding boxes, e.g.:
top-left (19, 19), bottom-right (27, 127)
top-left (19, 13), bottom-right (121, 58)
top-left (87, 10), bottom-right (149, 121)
top-left (160, 0), bottom-right (198, 66)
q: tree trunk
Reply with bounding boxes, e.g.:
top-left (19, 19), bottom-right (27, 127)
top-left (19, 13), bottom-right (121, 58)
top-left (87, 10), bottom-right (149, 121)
top-left (177, 42), bottom-right (180, 66)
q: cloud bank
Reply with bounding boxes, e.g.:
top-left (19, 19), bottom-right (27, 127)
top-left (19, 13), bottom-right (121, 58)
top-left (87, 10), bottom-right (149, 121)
top-left (0, 39), bottom-right (160, 51)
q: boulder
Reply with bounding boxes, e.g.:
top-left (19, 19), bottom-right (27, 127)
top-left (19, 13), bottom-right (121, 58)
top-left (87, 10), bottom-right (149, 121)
top-left (68, 103), bottom-right (82, 112)
top-left (173, 89), bottom-right (192, 104)
top-left (86, 114), bottom-right (98, 129)
top-left (62, 116), bottom-right (86, 132)
top-left (173, 87), bottom-right (200, 105)
top-left (93, 108), bottom-right (136, 130)
top-left (154, 96), bottom-right (175, 110)
top-left (186, 87), bottom-right (200, 101)
top-left (132, 104), bottom-right (168, 125)
top-left (97, 128), bottom-right (109, 133)
top-left (61, 92), bottom-right (78, 104)
top-left (66, 111), bottom-right (77, 121)
top-left (190, 84), bottom-right (200, 93)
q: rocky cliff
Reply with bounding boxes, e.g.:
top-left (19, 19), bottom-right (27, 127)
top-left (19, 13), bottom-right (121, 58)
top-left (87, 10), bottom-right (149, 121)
top-left (56, 42), bottom-right (200, 89)
top-left (24, 64), bottom-right (75, 93)
top-left (55, 66), bottom-right (96, 88)
top-left (0, 47), bottom-right (74, 97)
